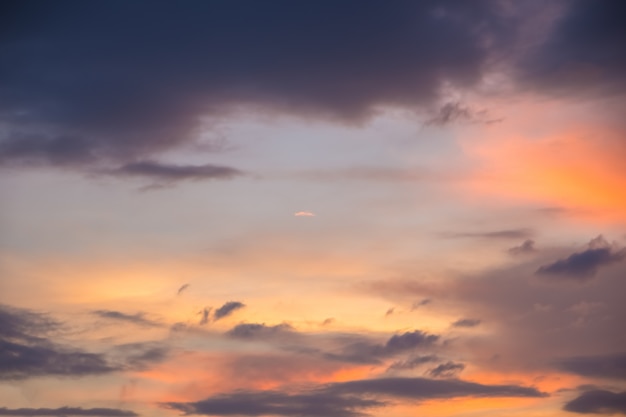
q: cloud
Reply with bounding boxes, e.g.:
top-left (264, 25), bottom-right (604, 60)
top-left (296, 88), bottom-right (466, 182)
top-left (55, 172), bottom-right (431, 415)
top-left (111, 160), bottom-right (244, 184)
top-left (0, 408), bottom-right (138, 417)
top-left (177, 283), bottom-right (190, 295)
top-left (0, 305), bottom-right (117, 379)
top-left (162, 390), bottom-right (383, 417)
top-left (451, 318), bottom-right (481, 328)
top-left (227, 323), bottom-right (295, 339)
top-left (0, 339), bottom-right (116, 380)
top-left (519, 1), bottom-right (626, 96)
top-left (428, 362), bottom-right (466, 378)
top-left (537, 237), bottom-right (625, 280)
top-left (509, 239), bottom-right (536, 255)
top-left (556, 353), bottom-right (626, 380)
top-left (411, 299), bottom-right (432, 310)
top-left (424, 102), bottom-right (502, 127)
top-left (444, 229), bottom-right (534, 240)
top-left (213, 301), bottom-right (246, 321)
top-left (563, 390), bottom-right (626, 415)
top-left (92, 310), bottom-right (161, 327)
top-left (199, 308), bottom-right (212, 326)
top-left (112, 342), bottom-right (171, 371)
top-left (387, 355), bottom-right (439, 371)
top-left (0, 1), bottom-right (527, 171)
top-left (162, 377), bottom-right (545, 416)
top-left (294, 211), bottom-right (316, 217)
top-left (325, 330), bottom-right (439, 364)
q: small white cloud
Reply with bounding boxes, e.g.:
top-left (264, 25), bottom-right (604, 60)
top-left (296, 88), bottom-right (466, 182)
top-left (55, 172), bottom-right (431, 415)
top-left (294, 211), bottom-right (316, 217)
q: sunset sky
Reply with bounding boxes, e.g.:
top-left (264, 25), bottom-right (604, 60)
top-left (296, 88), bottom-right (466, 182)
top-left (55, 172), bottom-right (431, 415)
top-left (1, 1), bottom-right (625, 416)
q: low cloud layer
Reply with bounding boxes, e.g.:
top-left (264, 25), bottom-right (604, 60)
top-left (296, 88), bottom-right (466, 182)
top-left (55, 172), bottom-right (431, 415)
top-left (163, 377), bottom-right (545, 416)
top-left (0, 408), bottom-right (138, 417)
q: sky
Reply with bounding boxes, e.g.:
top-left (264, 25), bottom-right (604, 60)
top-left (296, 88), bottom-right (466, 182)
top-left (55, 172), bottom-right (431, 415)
top-left (0, 1), bottom-right (625, 416)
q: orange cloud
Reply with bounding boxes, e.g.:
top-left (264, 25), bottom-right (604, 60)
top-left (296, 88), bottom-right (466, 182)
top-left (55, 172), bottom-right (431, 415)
top-left (294, 211), bottom-right (316, 217)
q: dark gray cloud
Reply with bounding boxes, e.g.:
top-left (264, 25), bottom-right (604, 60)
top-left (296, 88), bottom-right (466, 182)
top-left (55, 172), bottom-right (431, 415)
top-left (0, 408), bottom-right (138, 417)
top-left (325, 330), bottom-right (439, 364)
top-left (556, 353), bottom-right (626, 381)
top-left (0, 305), bottom-right (117, 379)
top-left (0, 339), bottom-right (116, 380)
top-left (509, 239), bottom-right (536, 255)
top-left (213, 301), bottom-right (246, 321)
top-left (451, 318), bottom-right (481, 328)
top-left (0, 1), bottom-right (527, 170)
top-left (536, 240), bottom-right (625, 280)
top-left (162, 390), bottom-right (383, 417)
top-left (227, 323), bottom-right (295, 339)
top-left (163, 377), bottom-right (545, 416)
top-left (563, 390), bottom-right (626, 415)
top-left (330, 377), bottom-right (545, 399)
top-left (424, 102), bottom-right (502, 127)
top-left (163, 376), bottom-right (545, 416)
top-left (111, 160), bottom-right (244, 183)
top-left (428, 361), bottom-right (465, 378)
top-left (92, 310), bottom-right (161, 327)
top-left (519, 1), bottom-right (626, 96)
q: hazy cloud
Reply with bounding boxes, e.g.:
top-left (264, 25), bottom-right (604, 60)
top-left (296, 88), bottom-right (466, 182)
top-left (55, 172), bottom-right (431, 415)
top-left (556, 353), bottom-right (626, 380)
top-left (509, 239), bottom-right (536, 255)
top-left (451, 318), bottom-right (482, 328)
top-left (176, 283), bottom-right (190, 295)
top-left (387, 355), bottom-right (439, 371)
top-left (445, 229), bottom-right (534, 240)
top-left (93, 310), bottom-right (161, 327)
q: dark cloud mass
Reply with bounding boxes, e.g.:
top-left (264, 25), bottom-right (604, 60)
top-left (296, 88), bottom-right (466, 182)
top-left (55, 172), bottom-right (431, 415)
top-left (0, 407), bottom-right (138, 417)
top-left (0, 0), bottom-right (523, 170)
top-left (1, 1), bottom-right (623, 176)
top-left (213, 301), bottom-right (246, 321)
top-left (520, 1), bottom-right (626, 96)
top-left (563, 390), bottom-right (626, 415)
top-left (0, 305), bottom-right (116, 379)
top-left (536, 242), bottom-right (625, 281)
top-left (163, 377), bottom-right (545, 416)
top-left (556, 353), bottom-right (626, 381)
